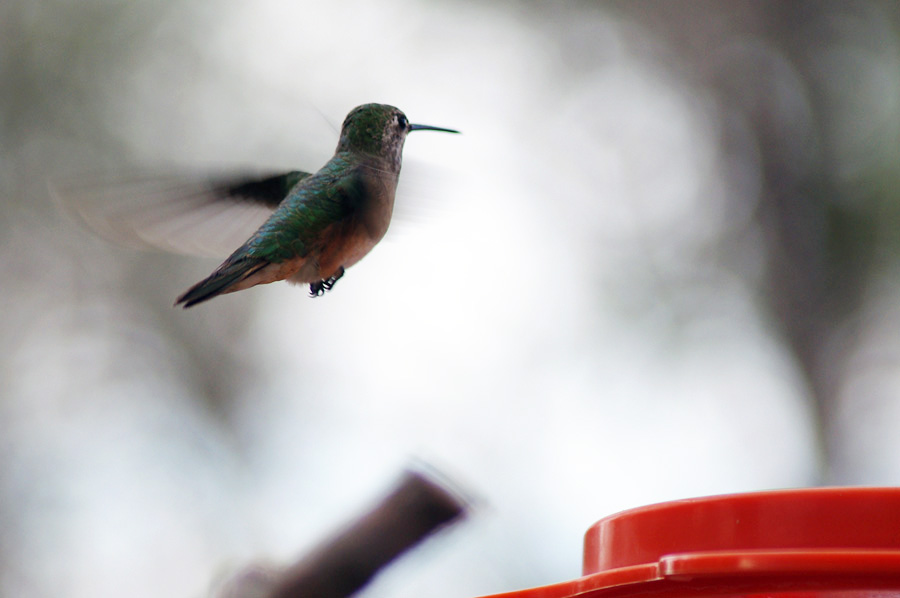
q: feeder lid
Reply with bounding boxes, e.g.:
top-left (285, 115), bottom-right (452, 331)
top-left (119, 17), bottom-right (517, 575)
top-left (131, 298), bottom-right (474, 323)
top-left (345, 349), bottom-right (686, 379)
top-left (478, 487), bottom-right (900, 598)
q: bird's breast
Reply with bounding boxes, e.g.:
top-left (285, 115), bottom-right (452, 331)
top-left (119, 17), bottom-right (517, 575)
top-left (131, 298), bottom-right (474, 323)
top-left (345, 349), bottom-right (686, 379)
top-left (360, 169), bottom-right (398, 241)
top-left (313, 170), bottom-right (398, 278)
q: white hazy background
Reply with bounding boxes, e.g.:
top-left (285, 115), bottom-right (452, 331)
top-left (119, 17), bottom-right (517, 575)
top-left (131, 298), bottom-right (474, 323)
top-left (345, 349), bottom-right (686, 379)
top-left (4, 1), bottom-right (900, 597)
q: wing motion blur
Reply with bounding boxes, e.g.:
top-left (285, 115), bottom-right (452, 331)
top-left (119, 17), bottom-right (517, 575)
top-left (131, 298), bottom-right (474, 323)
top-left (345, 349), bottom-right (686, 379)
top-left (51, 170), bottom-right (311, 258)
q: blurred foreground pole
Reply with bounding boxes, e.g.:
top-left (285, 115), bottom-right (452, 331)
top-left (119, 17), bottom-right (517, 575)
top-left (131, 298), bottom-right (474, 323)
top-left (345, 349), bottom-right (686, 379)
top-left (218, 470), bottom-right (468, 598)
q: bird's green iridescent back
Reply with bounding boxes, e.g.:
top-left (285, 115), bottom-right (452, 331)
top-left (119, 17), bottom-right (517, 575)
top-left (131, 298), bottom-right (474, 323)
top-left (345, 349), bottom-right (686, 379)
top-left (242, 153), bottom-right (364, 263)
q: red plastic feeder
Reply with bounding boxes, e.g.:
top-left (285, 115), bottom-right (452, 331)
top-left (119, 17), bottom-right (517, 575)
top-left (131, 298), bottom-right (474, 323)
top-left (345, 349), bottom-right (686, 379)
top-left (479, 487), bottom-right (900, 598)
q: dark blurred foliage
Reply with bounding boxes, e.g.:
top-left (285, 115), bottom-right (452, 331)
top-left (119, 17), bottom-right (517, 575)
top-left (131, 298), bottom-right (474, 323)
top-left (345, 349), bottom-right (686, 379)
top-left (523, 0), bottom-right (900, 481)
top-left (1, 0), bottom-right (272, 421)
top-left (626, 0), bottom-right (900, 481)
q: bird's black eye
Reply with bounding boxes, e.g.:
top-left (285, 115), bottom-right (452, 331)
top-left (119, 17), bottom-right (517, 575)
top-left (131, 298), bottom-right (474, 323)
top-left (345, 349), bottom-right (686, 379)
top-left (397, 115), bottom-right (408, 129)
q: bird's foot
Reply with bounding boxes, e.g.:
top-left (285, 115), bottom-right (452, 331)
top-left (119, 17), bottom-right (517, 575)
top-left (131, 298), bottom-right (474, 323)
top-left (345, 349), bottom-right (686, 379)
top-left (308, 267), bottom-right (345, 297)
top-left (308, 281), bottom-right (325, 297)
top-left (322, 266), bottom-right (345, 290)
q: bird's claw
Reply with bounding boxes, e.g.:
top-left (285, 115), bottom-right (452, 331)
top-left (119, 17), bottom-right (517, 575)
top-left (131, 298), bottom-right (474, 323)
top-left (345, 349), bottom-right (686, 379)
top-left (308, 267), bottom-right (345, 298)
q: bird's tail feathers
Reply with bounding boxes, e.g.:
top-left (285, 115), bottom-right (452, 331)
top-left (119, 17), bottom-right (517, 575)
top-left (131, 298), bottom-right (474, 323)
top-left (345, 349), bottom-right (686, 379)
top-left (175, 257), bottom-right (268, 308)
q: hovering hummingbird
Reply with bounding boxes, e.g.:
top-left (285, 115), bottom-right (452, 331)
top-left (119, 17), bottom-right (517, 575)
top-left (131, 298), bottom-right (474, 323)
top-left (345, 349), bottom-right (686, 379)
top-left (176, 103), bottom-right (458, 307)
top-left (56, 103), bottom-right (458, 308)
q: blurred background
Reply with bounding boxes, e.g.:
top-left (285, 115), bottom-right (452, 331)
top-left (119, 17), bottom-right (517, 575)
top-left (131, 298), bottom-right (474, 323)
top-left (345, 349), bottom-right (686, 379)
top-left (3, 0), bottom-right (900, 596)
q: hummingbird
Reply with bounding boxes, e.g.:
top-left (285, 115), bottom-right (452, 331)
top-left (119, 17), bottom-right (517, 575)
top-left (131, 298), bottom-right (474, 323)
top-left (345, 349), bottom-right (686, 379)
top-left (55, 103), bottom-right (458, 307)
top-left (174, 103), bottom-right (458, 307)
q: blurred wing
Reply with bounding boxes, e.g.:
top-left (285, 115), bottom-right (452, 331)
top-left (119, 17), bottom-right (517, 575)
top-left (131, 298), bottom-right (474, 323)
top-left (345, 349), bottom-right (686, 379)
top-left (51, 171), bottom-right (311, 258)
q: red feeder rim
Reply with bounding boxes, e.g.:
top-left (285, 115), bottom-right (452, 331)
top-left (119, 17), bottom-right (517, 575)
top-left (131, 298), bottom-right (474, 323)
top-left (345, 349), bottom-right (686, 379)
top-left (478, 487), bottom-right (900, 598)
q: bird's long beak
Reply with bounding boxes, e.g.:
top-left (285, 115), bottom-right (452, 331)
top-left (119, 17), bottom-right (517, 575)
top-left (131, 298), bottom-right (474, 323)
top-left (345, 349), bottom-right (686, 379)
top-left (410, 123), bottom-right (460, 134)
